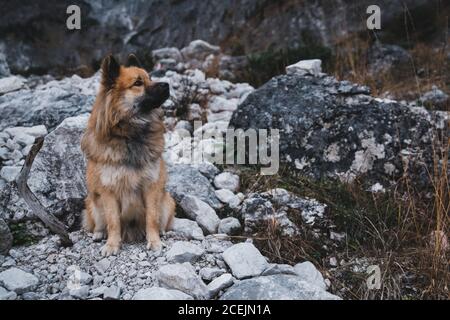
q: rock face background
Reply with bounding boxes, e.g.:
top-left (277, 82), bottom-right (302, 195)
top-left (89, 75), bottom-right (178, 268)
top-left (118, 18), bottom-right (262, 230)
top-left (0, 0), bottom-right (440, 76)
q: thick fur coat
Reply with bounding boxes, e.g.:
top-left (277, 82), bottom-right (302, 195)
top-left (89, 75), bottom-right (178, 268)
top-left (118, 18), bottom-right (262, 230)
top-left (81, 54), bottom-right (175, 256)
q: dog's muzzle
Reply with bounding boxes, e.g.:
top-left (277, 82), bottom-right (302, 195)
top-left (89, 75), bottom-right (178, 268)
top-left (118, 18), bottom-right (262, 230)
top-left (138, 82), bottom-right (170, 112)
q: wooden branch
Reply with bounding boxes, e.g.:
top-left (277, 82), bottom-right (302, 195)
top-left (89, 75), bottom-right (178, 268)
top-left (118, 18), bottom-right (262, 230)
top-left (15, 137), bottom-right (73, 247)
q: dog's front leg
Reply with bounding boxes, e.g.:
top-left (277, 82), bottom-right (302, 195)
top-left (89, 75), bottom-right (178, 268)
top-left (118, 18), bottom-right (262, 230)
top-left (100, 191), bottom-right (121, 257)
top-left (145, 190), bottom-right (162, 251)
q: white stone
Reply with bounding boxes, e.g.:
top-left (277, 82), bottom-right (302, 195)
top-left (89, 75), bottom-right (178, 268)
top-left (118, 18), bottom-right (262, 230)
top-left (222, 243), bottom-right (269, 279)
top-left (220, 274), bottom-right (340, 300)
top-left (329, 257), bottom-right (338, 267)
top-left (0, 166), bottom-right (21, 182)
top-left (186, 69), bottom-right (206, 85)
top-left (8, 150), bottom-right (22, 162)
top-left (12, 133), bottom-right (35, 147)
top-left (369, 182), bottom-right (385, 193)
top-left (293, 261), bottom-right (326, 290)
top-left (0, 76), bottom-right (24, 95)
top-left (0, 268), bottom-right (39, 294)
top-left (152, 47), bottom-right (183, 62)
top-left (218, 217), bottom-right (241, 235)
top-left (94, 258), bottom-right (111, 274)
top-left (214, 172), bottom-right (239, 192)
top-left (181, 40), bottom-right (221, 60)
top-left (174, 120), bottom-right (192, 132)
top-left (227, 83), bottom-right (254, 99)
top-left (166, 241), bottom-right (205, 263)
top-left (207, 78), bottom-right (229, 94)
top-left (0, 147), bottom-right (9, 160)
top-left (171, 218), bottom-right (205, 240)
top-left (5, 139), bottom-right (20, 151)
top-left (21, 145), bottom-right (32, 157)
top-left (330, 231), bottom-right (346, 242)
top-left (215, 189), bottom-right (241, 208)
top-left (286, 59), bottom-right (322, 77)
top-left (193, 161), bottom-right (219, 180)
top-left (208, 96), bottom-right (239, 113)
top-left (69, 285), bottom-right (90, 299)
top-left (133, 287), bottom-right (193, 300)
top-left (156, 263), bottom-right (209, 299)
top-left (207, 273), bottom-right (234, 297)
top-left (5, 125), bottom-right (47, 138)
top-left (89, 286), bottom-right (108, 298)
top-left (77, 271), bottom-right (93, 285)
top-left (179, 196), bottom-right (220, 234)
top-left (103, 286), bottom-right (121, 300)
top-left (0, 286), bottom-right (17, 300)
top-left (199, 267), bottom-right (225, 281)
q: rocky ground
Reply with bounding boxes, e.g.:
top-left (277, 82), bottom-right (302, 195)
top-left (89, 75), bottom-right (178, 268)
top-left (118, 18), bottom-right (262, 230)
top-left (0, 40), bottom-right (448, 300)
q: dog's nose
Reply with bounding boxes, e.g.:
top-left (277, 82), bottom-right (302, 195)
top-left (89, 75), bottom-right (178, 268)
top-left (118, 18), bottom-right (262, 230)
top-left (147, 82), bottom-right (169, 96)
top-left (154, 82), bottom-right (169, 92)
top-left (156, 82), bottom-right (169, 90)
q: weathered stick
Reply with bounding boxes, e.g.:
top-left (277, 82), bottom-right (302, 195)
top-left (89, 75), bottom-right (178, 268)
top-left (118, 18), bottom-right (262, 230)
top-left (15, 137), bottom-right (73, 247)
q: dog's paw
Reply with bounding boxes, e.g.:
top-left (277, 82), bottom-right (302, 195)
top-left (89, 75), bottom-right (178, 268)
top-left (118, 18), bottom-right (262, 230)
top-left (101, 243), bottom-right (120, 257)
top-left (92, 231), bottom-right (105, 242)
top-left (146, 239), bottom-right (165, 252)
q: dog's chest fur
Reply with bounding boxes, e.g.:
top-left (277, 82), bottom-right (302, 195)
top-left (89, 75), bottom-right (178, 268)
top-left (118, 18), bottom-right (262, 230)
top-left (95, 143), bottom-right (161, 221)
top-left (99, 159), bottom-right (160, 191)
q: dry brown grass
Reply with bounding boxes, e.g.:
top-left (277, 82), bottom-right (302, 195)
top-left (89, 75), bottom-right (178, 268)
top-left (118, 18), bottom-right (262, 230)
top-left (236, 142), bottom-right (449, 299)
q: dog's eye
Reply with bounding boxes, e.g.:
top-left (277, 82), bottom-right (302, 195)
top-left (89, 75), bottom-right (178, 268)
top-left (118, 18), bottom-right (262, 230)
top-left (133, 79), bottom-right (143, 87)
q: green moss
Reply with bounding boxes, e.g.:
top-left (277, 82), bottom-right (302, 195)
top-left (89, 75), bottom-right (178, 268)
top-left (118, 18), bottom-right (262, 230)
top-left (9, 222), bottom-right (40, 246)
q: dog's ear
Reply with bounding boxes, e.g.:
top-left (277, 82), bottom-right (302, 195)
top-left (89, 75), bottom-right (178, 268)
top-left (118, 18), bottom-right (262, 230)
top-left (101, 54), bottom-right (120, 89)
top-left (126, 53), bottom-right (142, 68)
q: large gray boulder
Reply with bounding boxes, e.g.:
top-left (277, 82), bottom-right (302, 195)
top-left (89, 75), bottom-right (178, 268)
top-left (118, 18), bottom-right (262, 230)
top-left (230, 72), bottom-right (448, 189)
top-left (0, 114), bottom-right (89, 226)
top-left (220, 274), bottom-right (340, 300)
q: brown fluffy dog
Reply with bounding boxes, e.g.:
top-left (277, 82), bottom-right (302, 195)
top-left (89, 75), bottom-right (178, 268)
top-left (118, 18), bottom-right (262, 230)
top-left (81, 54), bottom-right (175, 256)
